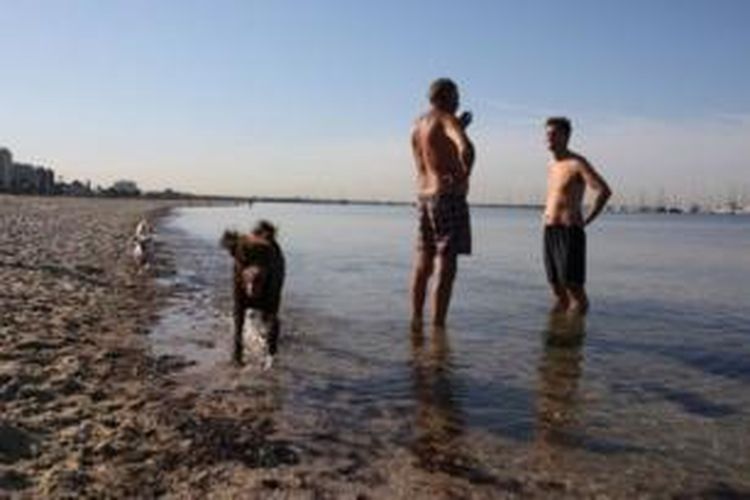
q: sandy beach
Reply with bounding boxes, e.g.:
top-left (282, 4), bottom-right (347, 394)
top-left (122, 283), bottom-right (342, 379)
top-left (0, 195), bottom-right (251, 497)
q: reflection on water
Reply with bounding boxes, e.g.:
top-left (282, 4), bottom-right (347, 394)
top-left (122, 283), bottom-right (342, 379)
top-left (409, 326), bottom-right (504, 485)
top-left (534, 313), bottom-right (585, 465)
top-left (409, 326), bottom-right (465, 472)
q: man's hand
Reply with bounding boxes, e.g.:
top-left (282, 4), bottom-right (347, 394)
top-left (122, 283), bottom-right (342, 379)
top-left (458, 111), bottom-right (473, 129)
top-left (444, 114), bottom-right (475, 170)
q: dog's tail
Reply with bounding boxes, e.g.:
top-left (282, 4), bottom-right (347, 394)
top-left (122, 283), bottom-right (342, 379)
top-left (220, 230), bottom-right (240, 255)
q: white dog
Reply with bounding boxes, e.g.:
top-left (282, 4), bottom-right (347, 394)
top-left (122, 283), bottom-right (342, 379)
top-left (132, 219), bottom-right (153, 270)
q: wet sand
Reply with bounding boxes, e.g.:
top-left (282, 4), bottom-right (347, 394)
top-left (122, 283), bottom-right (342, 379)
top-left (0, 195), bottom-right (235, 497)
top-left (0, 196), bottom-right (399, 498)
top-left (2, 196), bottom-right (747, 499)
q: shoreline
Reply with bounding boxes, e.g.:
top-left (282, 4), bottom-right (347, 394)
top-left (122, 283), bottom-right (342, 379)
top-left (0, 196), bottom-right (349, 497)
top-left (0, 196), bottom-right (231, 496)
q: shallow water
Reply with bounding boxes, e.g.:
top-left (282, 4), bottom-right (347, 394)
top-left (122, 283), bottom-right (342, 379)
top-left (150, 202), bottom-right (750, 495)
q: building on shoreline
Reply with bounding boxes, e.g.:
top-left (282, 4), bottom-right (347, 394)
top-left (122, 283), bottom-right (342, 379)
top-left (0, 147), bottom-right (55, 195)
top-left (0, 148), bottom-right (13, 190)
top-left (1, 146), bottom-right (137, 198)
top-left (109, 180), bottom-right (141, 196)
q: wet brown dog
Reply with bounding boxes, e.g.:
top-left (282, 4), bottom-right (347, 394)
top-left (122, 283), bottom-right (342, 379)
top-left (221, 220), bottom-right (285, 365)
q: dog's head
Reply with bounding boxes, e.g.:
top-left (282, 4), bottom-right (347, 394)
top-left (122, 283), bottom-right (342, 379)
top-left (221, 221), bottom-right (279, 300)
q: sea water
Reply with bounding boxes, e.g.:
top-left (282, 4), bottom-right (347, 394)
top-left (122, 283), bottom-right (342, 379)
top-left (150, 202), bottom-right (750, 494)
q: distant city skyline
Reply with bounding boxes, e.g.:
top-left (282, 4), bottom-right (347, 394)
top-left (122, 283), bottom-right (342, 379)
top-left (1, 1), bottom-right (748, 204)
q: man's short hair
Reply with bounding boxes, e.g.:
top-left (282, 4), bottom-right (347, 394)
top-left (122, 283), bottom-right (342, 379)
top-left (546, 116), bottom-right (572, 137)
top-left (429, 78), bottom-right (458, 105)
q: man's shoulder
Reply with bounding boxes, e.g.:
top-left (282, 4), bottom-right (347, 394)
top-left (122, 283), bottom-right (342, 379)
top-left (413, 112), bottom-right (433, 130)
top-left (549, 155), bottom-right (586, 178)
top-left (416, 111), bottom-right (454, 134)
top-left (436, 110), bottom-right (461, 128)
top-left (568, 151), bottom-right (591, 169)
top-left (551, 152), bottom-right (590, 177)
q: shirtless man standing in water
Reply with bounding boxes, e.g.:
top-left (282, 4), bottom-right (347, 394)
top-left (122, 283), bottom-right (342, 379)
top-left (410, 78), bottom-right (475, 329)
top-left (543, 117), bottom-right (611, 314)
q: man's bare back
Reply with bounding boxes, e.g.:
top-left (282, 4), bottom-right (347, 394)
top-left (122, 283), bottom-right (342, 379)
top-left (410, 78), bottom-right (474, 329)
top-left (412, 110), bottom-right (473, 196)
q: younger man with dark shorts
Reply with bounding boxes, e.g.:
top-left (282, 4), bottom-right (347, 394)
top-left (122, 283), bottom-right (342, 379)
top-left (410, 78), bottom-right (475, 328)
top-left (543, 117), bottom-right (611, 314)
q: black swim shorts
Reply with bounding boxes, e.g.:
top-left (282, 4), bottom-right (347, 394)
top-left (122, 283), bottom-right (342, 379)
top-left (416, 193), bottom-right (472, 256)
top-left (544, 225), bottom-right (586, 286)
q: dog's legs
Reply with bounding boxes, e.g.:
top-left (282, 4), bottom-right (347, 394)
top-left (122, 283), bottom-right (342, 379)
top-left (266, 314), bottom-right (280, 356)
top-left (233, 303), bottom-right (245, 365)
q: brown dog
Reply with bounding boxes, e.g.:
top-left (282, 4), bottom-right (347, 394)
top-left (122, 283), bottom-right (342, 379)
top-left (221, 220), bottom-right (285, 365)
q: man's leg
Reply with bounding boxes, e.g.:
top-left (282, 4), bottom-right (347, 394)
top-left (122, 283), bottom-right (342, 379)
top-left (550, 283), bottom-right (570, 313)
top-left (411, 250), bottom-right (434, 331)
top-left (431, 252), bottom-right (457, 327)
top-left (565, 226), bottom-right (587, 314)
top-left (544, 227), bottom-right (568, 313)
top-left (566, 285), bottom-right (589, 315)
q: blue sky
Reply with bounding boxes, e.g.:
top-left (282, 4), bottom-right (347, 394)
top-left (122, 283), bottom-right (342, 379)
top-left (1, 0), bottom-right (748, 203)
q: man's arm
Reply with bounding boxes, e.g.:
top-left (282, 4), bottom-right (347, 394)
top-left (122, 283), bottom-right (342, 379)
top-left (444, 115), bottom-right (475, 179)
top-left (578, 157), bottom-right (612, 226)
top-left (411, 123), bottom-right (425, 173)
